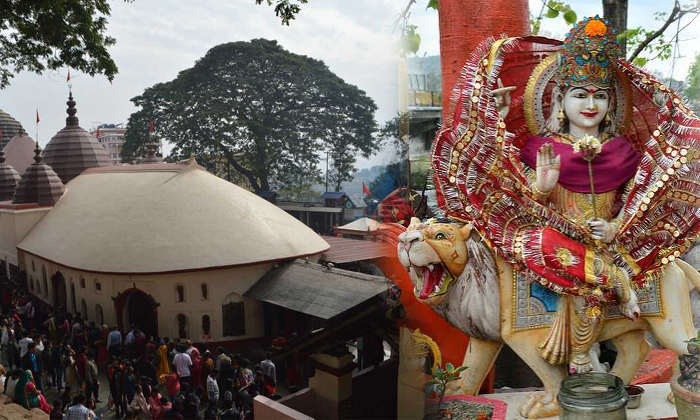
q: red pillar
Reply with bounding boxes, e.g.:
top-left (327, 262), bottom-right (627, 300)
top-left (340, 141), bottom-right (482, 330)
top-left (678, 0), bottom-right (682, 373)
top-left (438, 0), bottom-right (530, 121)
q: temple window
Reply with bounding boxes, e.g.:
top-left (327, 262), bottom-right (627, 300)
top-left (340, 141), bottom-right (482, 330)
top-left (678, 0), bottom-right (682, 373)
top-left (176, 313), bottom-right (189, 339)
top-left (94, 280), bottom-right (101, 292)
top-left (43, 277), bottom-right (48, 298)
top-left (80, 277), bottom-right (86, 288)
top-left (201, 283), bottom-right (208, 300)
top-left (222, 293), bottom-right (246, 337)
top-left (96, 304), bottom-right (104, 325)
top-left (30, 277), bottom-right (34, 291)
top-left (31, 260), bottom-right (35, 272)
top-left (202, 315), bottom-right (211, 338)
top-left (176, 285), bottom-right (185, 302)
top-left (81, 299), bottom-right (88, 320)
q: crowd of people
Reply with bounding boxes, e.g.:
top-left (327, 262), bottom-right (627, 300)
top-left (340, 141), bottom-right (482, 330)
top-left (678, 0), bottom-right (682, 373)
top-left (0, 286), bottom-right (281, 420)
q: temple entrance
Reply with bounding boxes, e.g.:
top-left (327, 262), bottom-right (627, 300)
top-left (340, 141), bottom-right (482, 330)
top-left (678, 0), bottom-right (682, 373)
top-left (113, 288), bottom-right (159, 338)
top-left (51, 272), bottom-right (67, 309)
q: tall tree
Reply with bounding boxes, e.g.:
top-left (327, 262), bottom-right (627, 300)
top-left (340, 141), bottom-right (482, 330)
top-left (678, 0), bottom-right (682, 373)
top-left (0, 0), bottom-right (120, 88)
top-left (687, 53), bottom-right (700, 112)
top-left (123, 39), bottom-right (379, 192)
top-left (603, 0), bottom-right (628, 51)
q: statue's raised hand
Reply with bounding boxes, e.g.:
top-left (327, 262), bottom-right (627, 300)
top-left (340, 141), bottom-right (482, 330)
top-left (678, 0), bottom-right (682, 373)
top-left (490, 78), bottom-right (516, 119)
top-left (536, 143), bottom-right (560, 195)
top-left (588, 219), bottom-right (617, 243)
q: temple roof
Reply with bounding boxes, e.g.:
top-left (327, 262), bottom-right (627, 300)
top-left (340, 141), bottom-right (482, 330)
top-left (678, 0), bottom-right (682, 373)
top-left (0, 151), bottom-right (20, 201)
top-left (17, 158), bottom-right (330, 274)
top-left (42, 92), bottom-right (111, 184)
top-left (13, 143), bottom-right (65, 206)
top-left (0, 108), bottom-right (25, 149)
top-left (4, 132), bottom-right (40, 175)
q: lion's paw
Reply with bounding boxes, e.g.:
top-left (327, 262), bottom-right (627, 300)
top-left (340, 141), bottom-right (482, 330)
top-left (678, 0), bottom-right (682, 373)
top-left (444, 380), bottom-right (462, 396)
top-left (519, 392), bottom-right (559, 419)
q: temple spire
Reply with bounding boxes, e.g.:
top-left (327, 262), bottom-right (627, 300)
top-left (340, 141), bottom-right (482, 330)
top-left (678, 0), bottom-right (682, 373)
top-left (66, 91), bottom-right (79, 127)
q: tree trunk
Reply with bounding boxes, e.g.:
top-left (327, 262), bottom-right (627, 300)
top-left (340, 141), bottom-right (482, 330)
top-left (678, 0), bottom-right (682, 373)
top-left (437, 0), bottom-right (529, 123)
top-left (603, 0), bottom-right (628, 53)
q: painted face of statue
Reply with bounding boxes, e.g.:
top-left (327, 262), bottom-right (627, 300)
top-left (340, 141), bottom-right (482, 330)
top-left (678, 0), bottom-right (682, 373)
top-left (562, 85), bottom-right (610, 135)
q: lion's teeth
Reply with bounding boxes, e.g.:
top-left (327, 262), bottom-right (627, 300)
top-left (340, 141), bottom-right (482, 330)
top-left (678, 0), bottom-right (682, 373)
top-left (428, 264), bottom-right (434, 272)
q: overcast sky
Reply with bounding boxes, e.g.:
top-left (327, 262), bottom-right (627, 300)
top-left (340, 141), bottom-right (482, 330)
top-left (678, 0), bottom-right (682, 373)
top-left (1, 0), bottom-right (697, 169)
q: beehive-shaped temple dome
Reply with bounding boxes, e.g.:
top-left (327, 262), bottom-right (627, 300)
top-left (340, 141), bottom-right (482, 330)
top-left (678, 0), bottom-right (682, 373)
top-left (42, 92), bottom-right (110, 184)
top-left (13, 143), bottom-right (65, 206)
top-left (0, 151), bottom-right (20, 201)
top-left (0, 108), bottom-right (25, 149)
top-left (4, 131), bottom-right (40, 175)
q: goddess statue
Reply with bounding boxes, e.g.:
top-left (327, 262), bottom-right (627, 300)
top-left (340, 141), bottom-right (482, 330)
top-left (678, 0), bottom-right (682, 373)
top-left (432, 16), bottom-right (700, 373)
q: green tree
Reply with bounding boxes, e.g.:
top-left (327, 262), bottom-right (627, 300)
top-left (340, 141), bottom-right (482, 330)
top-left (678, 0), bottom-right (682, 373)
top-left (123, 39), bottom-right (379, 192)
top-left (687, 53), bottom-right (700, 113)
top-left (0, 0), bottom-right (121, 88)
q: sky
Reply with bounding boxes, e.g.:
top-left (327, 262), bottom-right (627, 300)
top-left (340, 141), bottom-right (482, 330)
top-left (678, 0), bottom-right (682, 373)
top-left (1, 0), bottom-right (698, 169)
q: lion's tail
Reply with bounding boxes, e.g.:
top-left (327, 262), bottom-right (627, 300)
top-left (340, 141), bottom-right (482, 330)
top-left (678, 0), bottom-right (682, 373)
top-left (675, 259), bottom-right (700, 292)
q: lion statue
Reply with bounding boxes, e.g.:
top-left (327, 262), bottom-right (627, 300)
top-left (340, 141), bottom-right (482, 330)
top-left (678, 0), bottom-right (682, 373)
top-left (397, 217), bottom-right (700, 419)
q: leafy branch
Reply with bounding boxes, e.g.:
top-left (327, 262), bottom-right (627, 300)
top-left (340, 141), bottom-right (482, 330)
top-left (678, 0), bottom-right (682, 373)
top-left (531, 1), bottom-right (577, 36)
top-left (425, 363), bottom-right (468, 413)
top-left (254, 0), bottom-right (309, 25)
top-left (624, 0), bottom-right (700, 65)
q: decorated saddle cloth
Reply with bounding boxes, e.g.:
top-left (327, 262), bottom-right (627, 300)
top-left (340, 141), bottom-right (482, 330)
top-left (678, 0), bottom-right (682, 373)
top-left (513, 272), bottom-right (663, 331)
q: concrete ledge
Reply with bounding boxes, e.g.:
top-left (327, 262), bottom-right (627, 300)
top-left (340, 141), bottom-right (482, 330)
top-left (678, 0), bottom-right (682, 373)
top-left (484, 383), bottom-right (677, 420)
top-left (254, 395), bottom-right (314, 420)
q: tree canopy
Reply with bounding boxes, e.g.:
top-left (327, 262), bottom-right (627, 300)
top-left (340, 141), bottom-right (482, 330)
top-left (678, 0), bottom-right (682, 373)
top-left (688, 52), bottom-right (700, 112)
top-left (123, 39), bottom-right (379, 192)
top-left (0, 0), bottom-right (120, 88)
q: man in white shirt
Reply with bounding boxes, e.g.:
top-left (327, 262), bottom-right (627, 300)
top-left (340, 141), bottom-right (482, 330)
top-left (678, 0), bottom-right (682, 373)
top-left (206, 369), bottom-right (219, 403)
top-left (261, 352), bottom-right (276, 383)
top-left (18, 333), bottom-right (33, 358)
top-left (173, 344), bottom-right (192, 387)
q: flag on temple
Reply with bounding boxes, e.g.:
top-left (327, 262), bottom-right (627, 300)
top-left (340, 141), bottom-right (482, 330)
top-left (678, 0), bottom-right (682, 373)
top-left (96, 129), bottom-right (101, 139)
top-left (149, 119), bottom-right (154, 133)
top-left (67, 69), bottom-right (71, 82)
top-left (36, 109), bottom-right (40, 124)
top-left (363, 182), bottom-right (371, 195)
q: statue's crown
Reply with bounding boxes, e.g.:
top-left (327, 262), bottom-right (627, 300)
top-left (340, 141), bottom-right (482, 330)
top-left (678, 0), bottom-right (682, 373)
top-left (556, 16), bottom-right (623, 89)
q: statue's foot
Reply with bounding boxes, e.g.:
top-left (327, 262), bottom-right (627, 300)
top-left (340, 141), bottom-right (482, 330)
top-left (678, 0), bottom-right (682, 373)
top-left (569, 353), bottom-right (593, 374)
top-left (667, 391), bottom-right (675, 404)
top-left (519, 392), bottom-right (559, 419)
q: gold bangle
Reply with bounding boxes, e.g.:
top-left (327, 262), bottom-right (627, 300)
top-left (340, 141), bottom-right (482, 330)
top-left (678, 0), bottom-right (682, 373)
top-left (532, 184), bottom-right (551, 199)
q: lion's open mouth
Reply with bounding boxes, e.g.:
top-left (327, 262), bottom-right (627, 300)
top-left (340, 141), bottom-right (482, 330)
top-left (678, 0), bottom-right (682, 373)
top-left (413, 263), bottom-right (453, 299)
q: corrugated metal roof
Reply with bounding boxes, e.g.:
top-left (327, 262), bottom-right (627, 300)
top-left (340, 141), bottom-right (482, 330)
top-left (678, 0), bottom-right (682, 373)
top-left (244, 260), bottom-right (386, 319)
top-left (320, 235), bottom-right (395, 264)
top-left (320, 191), bottom-right (347, 199)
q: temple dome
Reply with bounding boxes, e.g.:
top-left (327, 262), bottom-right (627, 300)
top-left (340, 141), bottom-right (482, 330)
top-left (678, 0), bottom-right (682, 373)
top-left (0, 151), bottom-right (20, 201)
top-left (139, 143), bottom-right (163, 164)
top-left (17, 158), bottom-right (330, 274)
top-left (13, 143), bottom-right (65, 206)
top-left (42, 92), bottom-right (110, 184)
top-left (0, 108), bottom-right (25, 149)
top-left (4, 132), bottom-right (40, 175)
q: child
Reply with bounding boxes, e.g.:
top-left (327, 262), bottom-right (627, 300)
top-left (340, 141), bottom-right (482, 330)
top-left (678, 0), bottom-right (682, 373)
top-left (50, 400), bottom-right (63, 420)
top-left (165, 366), bottom-right (180, 403)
